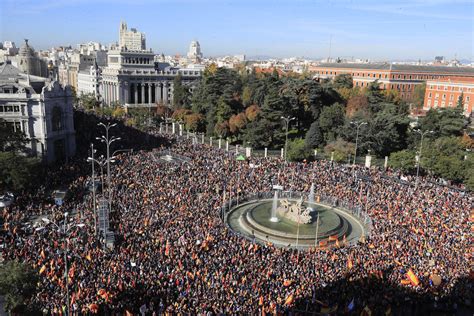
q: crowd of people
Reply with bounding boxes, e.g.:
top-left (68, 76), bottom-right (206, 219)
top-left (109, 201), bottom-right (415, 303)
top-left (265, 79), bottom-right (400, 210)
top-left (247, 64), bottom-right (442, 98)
top-left (1, 129), bottom-right (473, 315)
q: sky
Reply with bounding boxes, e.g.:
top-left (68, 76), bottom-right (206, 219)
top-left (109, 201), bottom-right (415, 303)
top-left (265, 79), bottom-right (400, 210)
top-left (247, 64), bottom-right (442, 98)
top-left (0, 0), bottom-right (473, 61)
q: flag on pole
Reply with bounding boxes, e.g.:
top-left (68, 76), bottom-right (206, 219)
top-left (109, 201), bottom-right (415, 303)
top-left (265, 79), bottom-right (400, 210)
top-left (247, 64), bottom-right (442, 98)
top-left (347, 298), bottom-right (355, 312)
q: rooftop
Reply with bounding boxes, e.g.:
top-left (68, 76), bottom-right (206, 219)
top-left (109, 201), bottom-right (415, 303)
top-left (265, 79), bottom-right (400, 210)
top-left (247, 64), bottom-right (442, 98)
top-left (314, 63), bottom-right (474, 75)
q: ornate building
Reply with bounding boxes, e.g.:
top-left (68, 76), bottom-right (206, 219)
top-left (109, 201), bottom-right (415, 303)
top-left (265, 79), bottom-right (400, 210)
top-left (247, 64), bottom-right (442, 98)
top-left (424, 77), bottom-right (473, 116)
top-left (0, 61), bottom-right (75, 162)
top-left (101, 48), bottom-right (202, 107)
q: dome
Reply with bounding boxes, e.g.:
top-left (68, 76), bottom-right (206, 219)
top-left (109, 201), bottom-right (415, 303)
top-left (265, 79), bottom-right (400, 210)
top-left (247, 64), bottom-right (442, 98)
top-left (19, 39), bottom-right (35, 57)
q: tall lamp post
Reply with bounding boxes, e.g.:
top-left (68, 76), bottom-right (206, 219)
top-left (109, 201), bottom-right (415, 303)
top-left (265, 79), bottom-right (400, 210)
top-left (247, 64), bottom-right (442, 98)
top-left (87, 144), bottom-right (97, 236)
top-left (37, 213), bottom-right (85, 316)
top-left (281, 116), bottom-right (295, 163)
top-left (96, 122), bottom-right (121, 212)
top-left (414, 129), bottom-right (434, 189)
top-left (87, 153), bottom-right (110, 236)
top-left (351, 121), bottom-right (367, 165)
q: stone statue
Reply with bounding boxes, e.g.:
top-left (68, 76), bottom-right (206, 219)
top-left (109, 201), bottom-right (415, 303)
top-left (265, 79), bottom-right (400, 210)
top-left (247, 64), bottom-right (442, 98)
top-left (276, 198), bottom-right (313, 224)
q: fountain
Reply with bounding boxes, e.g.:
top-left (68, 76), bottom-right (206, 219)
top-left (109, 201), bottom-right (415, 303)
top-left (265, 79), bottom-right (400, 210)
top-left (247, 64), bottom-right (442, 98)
top-left (269, 190), bottom-right (280, 222)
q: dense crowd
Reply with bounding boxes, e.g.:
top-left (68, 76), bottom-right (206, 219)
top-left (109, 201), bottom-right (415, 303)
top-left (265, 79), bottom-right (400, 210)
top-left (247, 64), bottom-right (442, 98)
top-left (1, 131), bottom-right (473, 315)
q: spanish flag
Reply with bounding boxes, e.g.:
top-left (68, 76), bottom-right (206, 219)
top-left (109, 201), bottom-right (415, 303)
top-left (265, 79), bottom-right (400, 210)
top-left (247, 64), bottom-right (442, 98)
top-left (284, 294), bottom-right (294, 306)
top-left (283, 279), bottom-right (292, 287)
top-left (328, 235), bottom-right (338, 241)
top-left (165, 240), bottom-right (170, 256)
top-left (407, 269), bottom-right (420, 286)
top-left (347, 258), bottom-right (353, 269)
top-left (259, 295), bottom-right (264, 306)
top-left (39, 265), bottom-right (47, 275)
top-left (400, 279), bottom-right (411, 285)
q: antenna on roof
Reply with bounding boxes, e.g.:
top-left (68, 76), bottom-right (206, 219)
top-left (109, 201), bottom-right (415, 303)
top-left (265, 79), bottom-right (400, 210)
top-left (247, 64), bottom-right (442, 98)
top-left (327, 34), bottom-right (333, 63)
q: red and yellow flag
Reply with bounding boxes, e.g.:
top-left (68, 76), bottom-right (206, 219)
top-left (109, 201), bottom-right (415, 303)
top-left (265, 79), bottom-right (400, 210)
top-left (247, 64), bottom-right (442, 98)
top-left (407, 269), bottom-right (420, 286)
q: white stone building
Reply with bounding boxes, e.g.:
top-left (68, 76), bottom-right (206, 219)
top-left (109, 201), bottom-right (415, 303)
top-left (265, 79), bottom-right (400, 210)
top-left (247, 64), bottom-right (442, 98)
top-left (119, 21), bottom-right (146, 51)
top-left (187, 40), bottom-right (203, 62)
top-left (0, 61), bottom-right (76, 162)
top-left (101, 48), bottom-right (202, 107)
top-left (77, 61), bottom-right (101, 98)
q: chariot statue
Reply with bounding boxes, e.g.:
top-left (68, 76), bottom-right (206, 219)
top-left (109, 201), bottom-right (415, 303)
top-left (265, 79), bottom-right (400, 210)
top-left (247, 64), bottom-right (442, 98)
top-left (276, 198), bottom-right (313, 224)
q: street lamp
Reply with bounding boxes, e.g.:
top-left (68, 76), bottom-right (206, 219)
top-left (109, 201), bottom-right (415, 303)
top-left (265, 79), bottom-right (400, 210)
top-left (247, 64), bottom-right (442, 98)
top-left (96, 122), bottom-right (121, 213)
top-left (86, 143), bottom-right (98, 236)
top-left (351, 121), bottom-right (367, 165)
top-left (414, 129), bottom-right (434, 189)
top-left (39, 213), bottom-right (84, 316)
top-left (281, 116), bottom-right (295, 163)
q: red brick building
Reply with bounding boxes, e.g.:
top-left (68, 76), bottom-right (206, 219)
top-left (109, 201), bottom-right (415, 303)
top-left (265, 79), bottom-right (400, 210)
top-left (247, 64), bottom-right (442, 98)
top-left (424, 77), bottom-right (474, 116)
top-left (310, 63), bottom-right (474, 103)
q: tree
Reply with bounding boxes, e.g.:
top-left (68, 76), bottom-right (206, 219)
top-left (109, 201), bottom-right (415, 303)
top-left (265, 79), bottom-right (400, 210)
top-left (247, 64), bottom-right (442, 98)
top-left (324, 138), bottom-right (355, 162)
top-left (364, 81), bottom-right (385, 113)
top-left (332, 74), bottom-right (353, 89)
top-left (0, 119), bottom-right (29, 152)
top-left (78, 93), bottom-right (99, 110)
top-left (412, 82), bottom-right (426, 108)
top-left (389, 150), bottom-right (416, 172)
top-left (305, 121), bottom-right (323, 149)
top-left (419, 108), bottom-right (465, 138)
top-left (0, 261), bottom-right (39, 314)
top-left (346, 95), bottom-right (369, 118)
top-left (457, 92), bottom-right (464, 109)
top-left (184, 113), bottom-right (205, 132)
top-left (228, 113), bottom-right (248, 134)
top-left (287, 138), bottom-right (312, 161)
top-left (245, 104), bottom-right (261, 121)
top-left (172, 74), bottom-right (190, 109)
top-left (318, 103), bottom-right (345, 143)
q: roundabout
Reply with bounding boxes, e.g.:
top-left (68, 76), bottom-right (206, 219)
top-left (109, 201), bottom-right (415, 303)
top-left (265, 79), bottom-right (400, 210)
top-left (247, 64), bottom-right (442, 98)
top-left (226, 194), bottom-right (367, 249)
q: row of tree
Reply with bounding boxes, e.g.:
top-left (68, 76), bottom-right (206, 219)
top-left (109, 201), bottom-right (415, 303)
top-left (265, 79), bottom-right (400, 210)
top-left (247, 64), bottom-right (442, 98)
top-left (172, 67), bottom-right (473, 189)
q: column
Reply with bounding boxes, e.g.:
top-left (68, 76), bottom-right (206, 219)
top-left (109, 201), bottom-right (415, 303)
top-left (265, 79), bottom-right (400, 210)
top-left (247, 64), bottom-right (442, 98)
top-left (148, 83), bottom-right (152, 105)
top-left (155, 83), bottom-right (161, 104)
top-left (141, 83), bottom-right (145, 105)
top-left (102, 82), bottom-right (107, 105)
top-left (134, 83), bottom-right (138, 105)
top-left (163, 82), bottom-right (169, 105)
top-left (104, 82), bottom-right (109, 105)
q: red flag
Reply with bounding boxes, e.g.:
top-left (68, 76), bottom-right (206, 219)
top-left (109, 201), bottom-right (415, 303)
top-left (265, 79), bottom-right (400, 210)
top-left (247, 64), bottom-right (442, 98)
top-left (407, 269), bottom-right (420, 286)
top-left (165, 240), bottom-right (170, 256)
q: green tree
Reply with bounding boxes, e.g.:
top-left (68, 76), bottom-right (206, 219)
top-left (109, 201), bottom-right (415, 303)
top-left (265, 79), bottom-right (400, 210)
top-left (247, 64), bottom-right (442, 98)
top-left (419, 108), bottom-right (465, 138)
top-left (332, 74), bottom-right (353, 89)
top-left (0, 261), bottom-right (39, 314)
top-left (389, 150), bottom-right (416, 172)
top-left (457, 92), bottom-right (464, 109)
top-left (287, 138), bottom-right (312, 161)
top-left (172, 73), bottom-right (191, 109)
top-left (318, 103), bottom-right (345, 143)
top-left (0, 119), bottom-right (29, 152)
top-left (305, 121), bottom-right (323, 149)
top-left (412, 82), bottom-right (426, 108)
top-left (324, 138), bottom-right (355, 162)
top-left (78, 93), bottom-right (99, 110)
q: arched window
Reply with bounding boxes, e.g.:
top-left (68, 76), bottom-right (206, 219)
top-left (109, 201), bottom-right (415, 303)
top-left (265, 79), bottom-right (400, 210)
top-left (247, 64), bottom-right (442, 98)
top-left (52, 106), bottom-right (63, 131)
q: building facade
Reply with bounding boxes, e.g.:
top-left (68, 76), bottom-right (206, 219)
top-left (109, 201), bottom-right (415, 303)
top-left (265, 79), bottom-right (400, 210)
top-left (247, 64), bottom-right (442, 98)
top-left (101, 48), bottom-right (201, 107)
top-left (119, 21), bottom-right (146, 51)
top-left (0, 61), bottom-right (76, 162)
top-left (77, 62), bottom-right (101, 98)
top-left (424, 77), bottom-right (473, 116)
top-left (187, 40), bottom-right (203, 62)
top-left (311, 63), bottom-right (474, 102)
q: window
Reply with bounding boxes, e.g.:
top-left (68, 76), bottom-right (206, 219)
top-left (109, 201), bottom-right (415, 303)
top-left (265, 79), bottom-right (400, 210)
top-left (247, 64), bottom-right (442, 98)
top-left (450, 95), bottom-right (454, 101)
top-left (434, 100), bottom-right (438, 107)
top-left (428, 92), bottom-right (432, 98)
top-left (441, 101), bottom-right (445, 107)
top-left (435, 93), bottom-right (439, 99)
top-left (51, 106), bottom-right (63, 132)
top-left (449, 102), bottom-right (453, 107)
top-left (466, 96), bottom-right (470, 102)
top-left (428, 100), bottom-right (431, 106)
top-left (442, 94), bottom-right (446, 100)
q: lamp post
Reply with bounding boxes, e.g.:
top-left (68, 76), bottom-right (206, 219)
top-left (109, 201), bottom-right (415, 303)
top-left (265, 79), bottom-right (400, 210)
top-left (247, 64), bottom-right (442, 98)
top-left (281, 116), bottom-right (295, 163)
top-left (414, 129), bottom-right (434, 189)
top-left (87, 143), bottom-right (97, 236)
top-left (351, 121), bottom-right (367, 165)
top-left (37, 213), bottom-right (85, 316)
top-left (96, 122), bottom-right (121, 213)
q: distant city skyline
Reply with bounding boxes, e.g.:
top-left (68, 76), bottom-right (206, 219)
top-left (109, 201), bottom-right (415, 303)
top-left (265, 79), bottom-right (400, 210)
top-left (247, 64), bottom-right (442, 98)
top-left (0, 0), bottom-right (472, 61)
